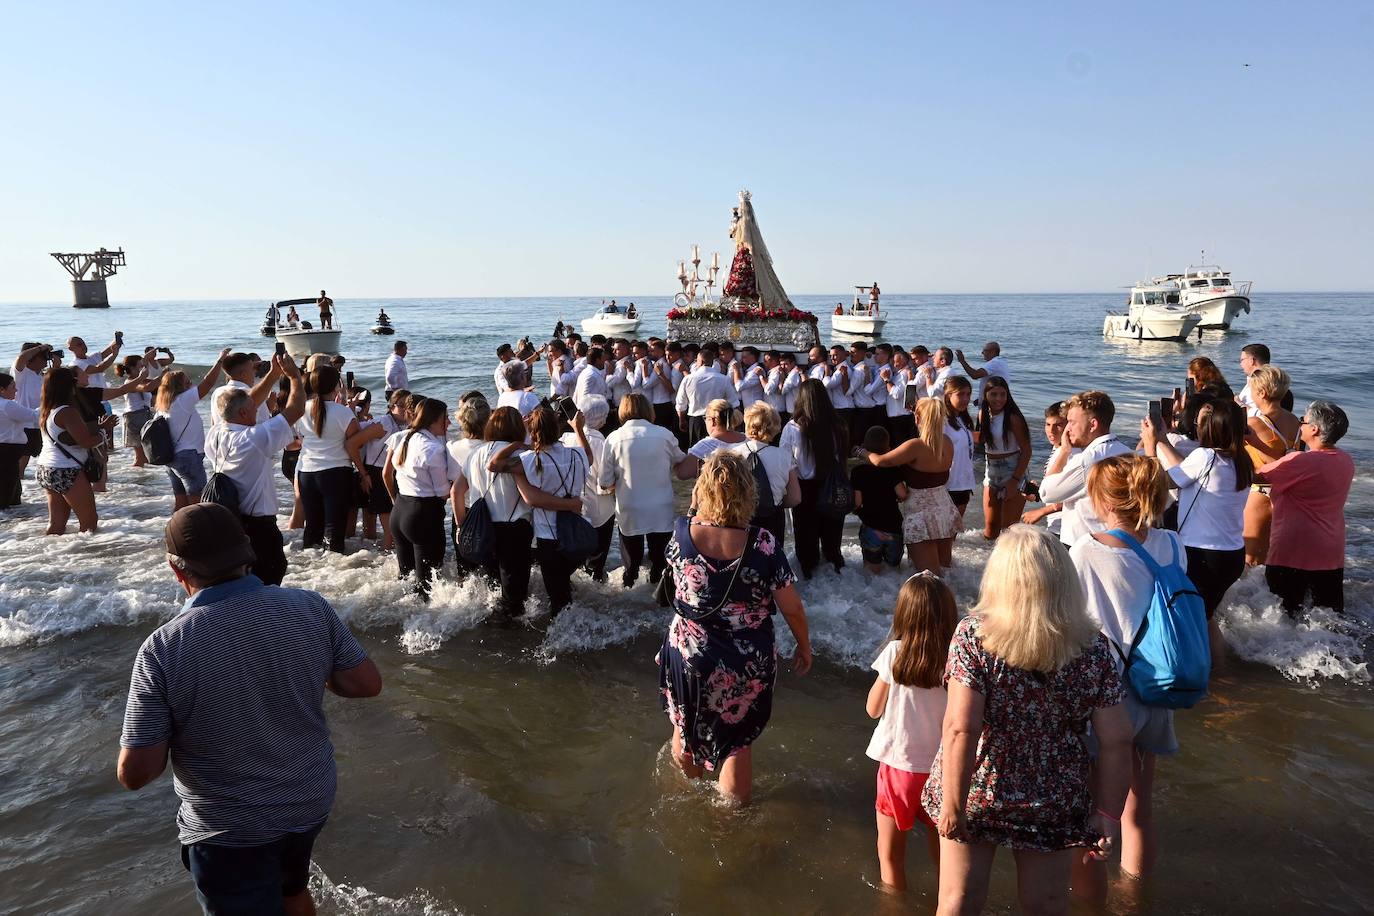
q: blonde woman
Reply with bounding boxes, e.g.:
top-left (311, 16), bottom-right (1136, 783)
top-left (153, 348), bottom-right (231, 510)
top-left (686, 398), bottom-right (746, 464)
top-left (862, 398), bottom-right (961, 574)
top-left (728, 402), bottom-right (800, 548)
top-left (922, 525), bottom-right (1133, 916)
top-left (658, 451), bottom-right (812, 805)
top-left (1241, 365), bottom-right (1301, 566)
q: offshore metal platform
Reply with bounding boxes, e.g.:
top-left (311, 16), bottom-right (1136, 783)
top-left (50, 247), bottom-right (127, 308)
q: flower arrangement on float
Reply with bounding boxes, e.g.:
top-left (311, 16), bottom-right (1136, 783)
top-left (665, 305), bottom-right (818, 324)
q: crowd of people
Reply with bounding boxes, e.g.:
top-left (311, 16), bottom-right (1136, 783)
top-left (2, 324), bottom-right (1356, 914)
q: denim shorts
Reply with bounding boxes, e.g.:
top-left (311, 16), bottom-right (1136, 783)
top-left (859, 524), bottom-right (903, 566)
top-left (167, 449), bottom-right (207, 497)
top-left (181, 821), bottom-right (325, 912)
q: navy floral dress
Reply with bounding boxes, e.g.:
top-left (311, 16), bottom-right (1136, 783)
top-left (659, 517), bottom-right (796, 771)
top-left (921, 615), bottom-right (1125, 851)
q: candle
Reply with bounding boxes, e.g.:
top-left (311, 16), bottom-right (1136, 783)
top-left (711, 251), bottom-right (720, 269)
top-left (692, 244), bottom-right (700, 262)
top-left (677, 260), bottom-right (686, 279)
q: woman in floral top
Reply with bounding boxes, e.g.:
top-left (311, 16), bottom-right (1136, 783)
top-left (659, 451), bottom-right (813, 805)
top-left (921, 525), bottom-right (1134, 914)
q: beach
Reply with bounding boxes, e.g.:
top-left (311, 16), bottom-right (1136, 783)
top-left (1, 292), bottom-right (1371, 914)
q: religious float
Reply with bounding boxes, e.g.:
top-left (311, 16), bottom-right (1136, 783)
top-left (666, 190), bottom-right (820, 356)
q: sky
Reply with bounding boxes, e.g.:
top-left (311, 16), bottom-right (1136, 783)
top-left (2, 1), bottom-right (1371, 300)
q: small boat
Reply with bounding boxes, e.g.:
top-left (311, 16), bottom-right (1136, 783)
top-left (581, 303), bottom-right (642, 336)
top-left (830, 287), bottom-right (887, 337)
top-left (259, 305), bottom-right (280, 337)
top-left (272, 297), bottom-right (343, 359)
top-left (1152, 263), bottom-right (1252, 330)
top-left (1103, 283), bottom-right (1202, 341)
top-left (370, 314), bottom-right (396, 335)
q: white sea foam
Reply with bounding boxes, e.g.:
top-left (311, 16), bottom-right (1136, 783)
top-left (312, 865), bottom-right (465, 915)
top-left (1, 460), bottom-right (1369, 684)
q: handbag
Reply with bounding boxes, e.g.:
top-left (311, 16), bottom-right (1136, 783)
top-left (53, 438), bottom-right (103, 485)
top-left (24, 427), bottom-right (42, 458)
top-left (551, 450), bottom-right (597, 563)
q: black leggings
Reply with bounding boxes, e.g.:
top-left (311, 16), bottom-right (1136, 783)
top-left (586, 517), bottom-right (616, 582)
top-left (620, 530), bottom-right (671, 584)
top-left (535, 537), bottom-right (577, 615)
top-left (793, 477), bottom-right (844, 578)
top-left (0, 442), bottom-right (26, 509)
top-left (1265, 565), bottom-right (1344, 616)
top-left (485, 519), bottom-right (533, 615)
top-left (392, 495), bottom-right (447, 597)
top-left (297, 466), bottom-right (354, 552)
top-left (1185, 545), bottom-right (1246, 618)
top-left (240, 514), bottom-right (288, 586)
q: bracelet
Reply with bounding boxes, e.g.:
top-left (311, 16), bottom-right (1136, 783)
top-left (1094, 808), bottom-right (1121, 822)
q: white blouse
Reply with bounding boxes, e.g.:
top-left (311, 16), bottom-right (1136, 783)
top-left (599, 419), bottom-right (686, 535)
top-left (391, 429), bottom-right (460, 498)
top-left (295, 400), bottom-right (355, 472)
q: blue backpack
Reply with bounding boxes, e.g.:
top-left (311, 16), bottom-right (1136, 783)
top-left (1105, 530), bottom-right (1211, 709)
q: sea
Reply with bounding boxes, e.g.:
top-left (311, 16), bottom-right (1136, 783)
top-left (1, 293), bottom-right (1370, 915)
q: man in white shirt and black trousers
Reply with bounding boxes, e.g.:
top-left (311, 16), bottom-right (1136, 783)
top-left (384, 341), bottom-right (408, 402)
top-left (204, 354), bottom-right (305, 585)
top-left (676, 345), bottom-right (740, 448)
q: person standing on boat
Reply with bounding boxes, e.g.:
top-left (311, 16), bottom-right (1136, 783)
top-left (384, 341), bottom-right (408, 402)
top-left (869, 282), bottom-right (881, 313)
top-left (317, 290), bottom-right (334, 329)
top-left (285, 304), bottom-right (300, 326)
top-left (956, 342), bottom-right (1011, 406)
top-left (626, 303), bottom-right (638, 319)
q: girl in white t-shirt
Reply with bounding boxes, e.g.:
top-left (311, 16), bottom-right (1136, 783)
top-left (865, 573), bottom-right (958, 890)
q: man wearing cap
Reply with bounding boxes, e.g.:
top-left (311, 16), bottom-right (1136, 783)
top-left (118, 504), bottom-right (382, 916)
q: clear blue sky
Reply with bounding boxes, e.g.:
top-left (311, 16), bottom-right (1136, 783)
top-left (2, 1), bottom-right (1371, 299)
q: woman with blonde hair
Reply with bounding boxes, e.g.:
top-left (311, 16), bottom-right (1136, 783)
top-left (1069, 456), bottom-right (1183, 906)
top-left (923, 525), bottom-right (1133, 915)
top-left (729, 402), bottom-right (800, 548)
top-left (1240, 365), bottom-right (1300, 566)
top-left (686, 398), bottom-right (745, 465)
top-left (152, 348), bottom-right (231, 511)
top-left (658, 451), bottom-right (813, 804)
top-left (862, 398), bottom-right (961, 574)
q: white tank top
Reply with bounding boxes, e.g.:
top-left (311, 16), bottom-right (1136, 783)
top-left (39, 405), bottom-right (87, 469)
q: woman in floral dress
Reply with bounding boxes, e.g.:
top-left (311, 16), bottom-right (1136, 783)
top-left (659, 451), bottom-right (813, 805)
top-left (921, 525), bottom-right (1134, 915)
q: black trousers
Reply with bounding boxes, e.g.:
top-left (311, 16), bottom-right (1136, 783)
top-left (585, 517), bottom-right (616, 582)
top-left (0, 442), bottom-right (25, 509)
top-left (297, 466), bottom-right (354, 552)
top-left (836, 408), bottom-right (856, 450)
top-left (620, 529), bottom-right (671, 584)
top-left (852, 407), bottom-right (884, 446)
top-left (793, 477), bottom-right (844, 578)
top-left (1184, 545), bottom-right (1246, 618)
top-left (687, 415), bottom-right (708, 449)
top-left (1265, 564), bottom-right (1344, 616)
top-left (653, 402), bottom-right (677, 433)
top-left (240, 514), bottom-right (288, 586)
top-left (485, 519), bottom-right (533, 615)
top-left (886, 414), bottom-right (916, 446)
top-left (392, 495), bottom-right (447, 598)
top-left (535, 537), bottom-right (577, 615)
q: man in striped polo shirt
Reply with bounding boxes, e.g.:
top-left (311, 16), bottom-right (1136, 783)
top-left (118, 503), bottom-right (382, 915)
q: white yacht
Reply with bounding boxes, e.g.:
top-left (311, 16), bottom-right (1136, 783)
top-left (830, 287), bottom-right (888, 338)
top-left (1152, 264), bottom-right (1252, 330)
top-left (271, 297), bottom-right (343, 359)
top-left (1103, 283), bottom-right (1202, 342)
top-left (580, 302), bottom-right (642, 336)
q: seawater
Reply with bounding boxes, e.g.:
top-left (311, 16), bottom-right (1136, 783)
top-left (1, 293), bottom-right (1370, 914)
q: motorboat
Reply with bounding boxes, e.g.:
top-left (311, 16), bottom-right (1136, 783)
top-left (1151, 263), bottom-right (1252, 330)
top-left (830, 287), bottom-right (887, 338)
top-left (1103, 283), bottom-right (1202, 341)
top-left (581, 303), bottom-right (642, 336)
top-left (259, 305), bottom-right (280, 337)
top-left (370, 314), bottom-right (396, 335)
top-left (272, 297), bottom-right (343, 359)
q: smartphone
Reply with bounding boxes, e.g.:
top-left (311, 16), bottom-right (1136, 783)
top-left (346, 371), bottom-right (355, 388)
top-left (1159, 397), bottom-right (1175, 428)
top-left (1185, 378), bottom-right (1196, 397)
top-left (275, 341), bottom-right (286, 357)
top-left (1148, 400), bottom-right (1163, 428)
top-left (904, 383), bottom-right (920, 410)
top-left (1173, 386), bottom-right (1182, 403)
top-left (555, 396), bottom-right (578, 422)
top-left (51, 349), bottom-right (64, 359)
top-left (115, 330), bottom-right (124, 342)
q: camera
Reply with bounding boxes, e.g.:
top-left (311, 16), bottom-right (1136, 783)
top-left (50, 348), bottom-right (64, 359)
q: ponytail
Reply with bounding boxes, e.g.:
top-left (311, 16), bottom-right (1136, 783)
top-left (1195, 401), bottom-right (1253, 490)
top-left (398, 397), bottom-right (447, 464)
top-left (1087, 455), bottom-right (1169, 530)
top-left (916, 398), bottom-right (948, 463)
top-left (307, 367), bottom-right (340, 437)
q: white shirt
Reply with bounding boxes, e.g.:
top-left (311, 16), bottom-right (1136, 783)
top-left (204, 415), bottom-right (296, 516)
top-left (779, 420), bottom-right (820, 480)
top-left (763, 366), bottom-right (800, 415)
top-left (688, 435), bottom-right (743, 461)
top-left (1166, 447), bottom-right (1247, 551)
top-left (384, 354), bottom-right (408, 391)
top-left (561, 429), bottom-right (615, 527)
top-left (865, 640), bottom-right (947, 773)
top-left (362, 414), bottom-right (403, 467)
top-left (850, 360), bottom-right (879, 409)
top-left (1238, 378), bottom-right (1257, 414)
top-left (212, 380), bottom-right (270, 426)
top-left (861, 361), bottom-right (889, 408)
top-left (1165, 432), bottom-right (1200, 459)
top-left (520, 443), bottom-right (587, 540)
top-left (884, 366), bottom-right (915, 418)
top-left (599, 419), bottom-right (687, 535)
top-left (0, 397), bottom-right (38, 445)
top-left (498, 389), bottom-right (542, 418)
top-left (1071, 528), bottom-right (1187, 667)
top-left (606, 356), bottom-right (635, 411)
top-left (549, 353), bottom-right (575, 398)
top-left (446, 436), bottom-right (484, 498)
top-left (38, 406), bottom-right (86, 468)
top-left (674, 365), bottom-right (738, 416)
top-left (165, 387), bottom-right (207, 454)
top-left (391, 429), bottom-right (460, 498)
top-left (945, 420), bottom-right (977, 491)
top-left (123, 385), bottom-right (152, 415)
top-left (734, 361), bottom-right (768, 408)
top-left (824, 363), bottom-right (854, 409)
top-left (919, 363), bottom-right (959, 399)
top-left (493, 361), bottom-right (513, 394)
top-left (294, 400), bottom-right (355, 472)
top-left (464, 441), bottom-right (531, 522)
top-left (978, 356), bottom-right (1011, 402)
top-left (15, 367), bottom-right (43, 410)
top-left (1040, 433), bottom-right (1134, 545)
top-left (632, 357), bottom-right (679, 405)
top-left (74, 353), bottom-right (108, 388)
top-left (573, 365), bottom-right (611, 414)
top-left (730, 440), bottom-right (794, 506)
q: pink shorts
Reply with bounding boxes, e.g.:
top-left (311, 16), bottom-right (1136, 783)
top-left (875, 763), bottom-right (935, 832)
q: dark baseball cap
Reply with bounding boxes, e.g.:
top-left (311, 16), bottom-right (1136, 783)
top-left (165, 504), bottom-right (256, 577)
